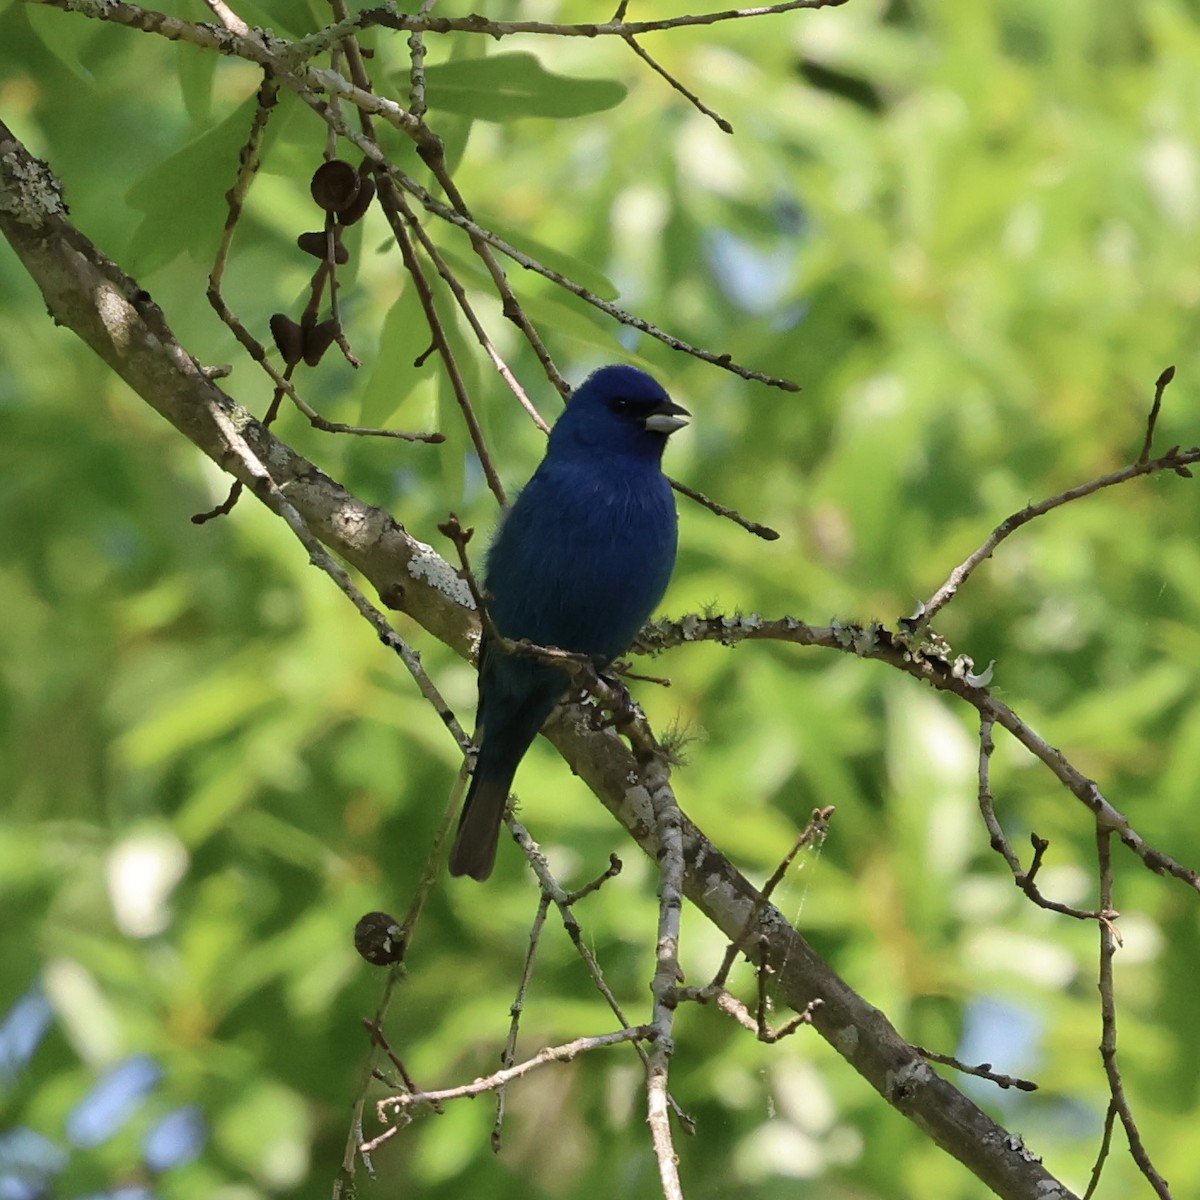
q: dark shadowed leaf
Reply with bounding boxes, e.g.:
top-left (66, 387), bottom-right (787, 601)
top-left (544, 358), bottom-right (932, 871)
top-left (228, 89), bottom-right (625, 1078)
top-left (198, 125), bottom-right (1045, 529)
top-left (418, 52), bottom-right (627, 121)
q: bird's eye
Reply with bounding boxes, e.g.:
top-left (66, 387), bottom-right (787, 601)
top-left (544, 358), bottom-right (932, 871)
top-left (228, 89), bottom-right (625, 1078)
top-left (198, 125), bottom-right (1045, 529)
top-left (610, 396), bottom-right (631, 413)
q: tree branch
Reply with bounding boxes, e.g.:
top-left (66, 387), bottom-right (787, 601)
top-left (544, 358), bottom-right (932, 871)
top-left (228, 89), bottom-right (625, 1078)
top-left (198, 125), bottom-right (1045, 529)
top-left (636, 614), bottom-right (1200, 894)
top-left (0, 121), bottom-right (1077, 1200)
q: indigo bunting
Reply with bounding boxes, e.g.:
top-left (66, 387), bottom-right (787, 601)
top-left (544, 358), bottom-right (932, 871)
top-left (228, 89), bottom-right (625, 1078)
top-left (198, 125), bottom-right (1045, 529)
top-left (449, 365), bottom-right (689, 880)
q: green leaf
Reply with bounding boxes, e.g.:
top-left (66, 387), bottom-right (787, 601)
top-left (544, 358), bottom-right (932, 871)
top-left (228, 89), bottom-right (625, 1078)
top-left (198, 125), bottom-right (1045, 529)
top-left (124, 91), bottom-right (300, 272)
top-left (175, 38), bottom-right (217, 128)
top-left (25, 3), bottom-right (96, 83)
top-left (125, 98), bottom-right (259, 273)
top-left (436, 313), bottom-right (482, 503)
top-left (359, 283), bottom-right (439, 429)
top-left (418, 52), bottom-right (627, 122)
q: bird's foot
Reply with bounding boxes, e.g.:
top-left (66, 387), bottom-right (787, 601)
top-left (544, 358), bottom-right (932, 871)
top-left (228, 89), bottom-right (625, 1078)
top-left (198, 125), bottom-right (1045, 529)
top-left (575, 661), bottom-right (639, 731)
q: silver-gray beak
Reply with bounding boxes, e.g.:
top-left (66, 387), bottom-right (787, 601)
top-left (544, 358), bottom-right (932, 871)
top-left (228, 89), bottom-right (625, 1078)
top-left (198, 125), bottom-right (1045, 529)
top-left (642, 400), bottom-right (690, 435)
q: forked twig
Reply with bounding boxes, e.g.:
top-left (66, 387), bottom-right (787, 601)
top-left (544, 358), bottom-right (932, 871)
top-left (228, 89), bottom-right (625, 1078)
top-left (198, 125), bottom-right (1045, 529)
top-left (508, 821), bottom-right (696, 1133)
top-left (367, 1024), bottom-right (656, 1145)
top-left (494, 892), bottom-right (552, 1151)
top-left (917, 368), bottom-right (1193, 627)
top-left (977, 719), bottom-right (1119, 925)
top-left (612, 0), bottom-right (733, 134)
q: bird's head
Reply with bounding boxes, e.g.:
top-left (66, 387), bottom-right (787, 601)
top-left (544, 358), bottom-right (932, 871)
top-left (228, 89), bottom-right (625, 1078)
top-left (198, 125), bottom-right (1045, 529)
top-left (551, 365), bottom-right (689, 461)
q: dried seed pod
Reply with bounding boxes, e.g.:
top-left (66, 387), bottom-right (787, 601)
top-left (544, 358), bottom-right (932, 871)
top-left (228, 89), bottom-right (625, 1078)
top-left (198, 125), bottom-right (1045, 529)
top-left (296, 230), bottom-right (349, 265)
top-left (268, 312), bottom-right (304, 366)
top-left (336, 175), bottom-right (376, 225)
top-left (302, 318), bottom-right (339, 367)
top-left (310, 159), bottom-right (360, 213)
top-left (354, 911), bottom-right (405, 966)
top-left (296, 230), bottom-right (326, 258)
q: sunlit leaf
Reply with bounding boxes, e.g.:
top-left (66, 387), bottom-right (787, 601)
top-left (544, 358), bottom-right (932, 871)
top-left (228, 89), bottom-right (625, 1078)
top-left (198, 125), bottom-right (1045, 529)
top-left (359, 282), bottom-right (440, 430)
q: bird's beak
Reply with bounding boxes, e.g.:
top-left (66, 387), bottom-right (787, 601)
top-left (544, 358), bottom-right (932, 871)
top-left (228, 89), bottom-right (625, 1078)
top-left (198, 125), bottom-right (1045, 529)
top-left (641, 399), bottom-right (690, 435)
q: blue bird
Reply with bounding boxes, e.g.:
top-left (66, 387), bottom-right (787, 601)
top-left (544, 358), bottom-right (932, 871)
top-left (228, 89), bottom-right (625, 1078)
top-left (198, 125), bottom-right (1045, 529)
top-left (449, 365), bottom-right (689, 881)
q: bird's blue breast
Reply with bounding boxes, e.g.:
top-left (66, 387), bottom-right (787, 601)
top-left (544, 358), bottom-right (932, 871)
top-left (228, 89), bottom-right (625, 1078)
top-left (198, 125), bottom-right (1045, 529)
top-left (484, 454), bottom-right (678, 663)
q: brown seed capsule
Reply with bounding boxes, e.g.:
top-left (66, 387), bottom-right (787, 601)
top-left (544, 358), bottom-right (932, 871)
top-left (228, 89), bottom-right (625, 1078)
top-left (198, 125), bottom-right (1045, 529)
top-left (296, 230), bottom-right (349, 265)
top-left (302, 318), bottom-right (339, 367)
top-left (268, 312), bottom-right (304, 366)
top-left (336, 175), bottom-right (376, 225)
top-left (354, 911), bottom-right (406, 966)
top-left (310, 159), bottom-right (360, 213)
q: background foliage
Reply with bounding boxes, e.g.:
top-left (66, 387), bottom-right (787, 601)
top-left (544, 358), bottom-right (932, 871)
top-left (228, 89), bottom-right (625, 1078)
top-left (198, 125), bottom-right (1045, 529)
top-left (3, 0), bottom-right (1200, 1197)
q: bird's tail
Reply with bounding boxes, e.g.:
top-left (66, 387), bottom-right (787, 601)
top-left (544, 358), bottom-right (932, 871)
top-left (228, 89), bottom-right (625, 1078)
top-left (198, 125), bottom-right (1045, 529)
top-left (449, 659), bottom-right (566, 881)
top-left (448, 769), bottom-right (513, 881)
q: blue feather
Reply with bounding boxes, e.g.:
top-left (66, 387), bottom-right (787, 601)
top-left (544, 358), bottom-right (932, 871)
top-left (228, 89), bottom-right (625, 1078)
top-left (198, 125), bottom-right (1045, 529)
top-left (449, 365), bottom-right (687, 880)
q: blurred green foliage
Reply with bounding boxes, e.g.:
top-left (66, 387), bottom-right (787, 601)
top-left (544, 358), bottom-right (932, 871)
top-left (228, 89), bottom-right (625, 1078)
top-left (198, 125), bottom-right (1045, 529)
top-left (3, 0), bottom-right (1200, 1197)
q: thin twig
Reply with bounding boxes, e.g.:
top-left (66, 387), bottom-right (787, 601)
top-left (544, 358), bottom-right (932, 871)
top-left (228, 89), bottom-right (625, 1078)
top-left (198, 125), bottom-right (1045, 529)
top-left (495, 892), bottom-right (552, 1152)
top-left (669, 476), bottom-right (780, 540)
top-left (667, 809), bottom-right (832, 1046)
top-left (1095, 829), bottom-right (1171, 1197)
top-left (386, 156), bottom-right (799, 391)
top-left (914, 1046), bottom-right (1038, 1092)
top-left (565, 853), bottom-right (624, 904)
top-left (208, 70), bottom-right (279, 307)
top-left (343, 756), bottom-right (468, 1181)
top-left (373, 176), bottom-right (508, 504)
top-left (363, 1019), bottom-right (444, 1113)
top-left (200, 386), bottom-right (462, 730)
top-left (644, 750), bottom-right (687, 1200)
top-left (531, 663), bottom-right (701, 1142)
top-left (1082, 1101), bottom-right (1119, 1200)
top-left (420, 143), bottom-right (572, 400)
top-left (406, 0), bottom-right (438, 119)
top-left (297, 0), bottom-right (854, 57)
top-left (382, 176), bottom-right (550, 432)
top-left (1137, 365), bottom-right (1175, 463)
top-left (34, 0), bottom-right (853, 62)
top-left (620, 33), bottom-right (734, 133)
top-left (918, 381), bottom-right (1196, 626)
top-left (711, 806), bottom-right (834, 989)
top-left (371, 1025), bottom-right (655, 1124)
top-left (507, 822), bottom-right (696, 1133)
top-left (977, 719), bottom-right (1117, 923)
